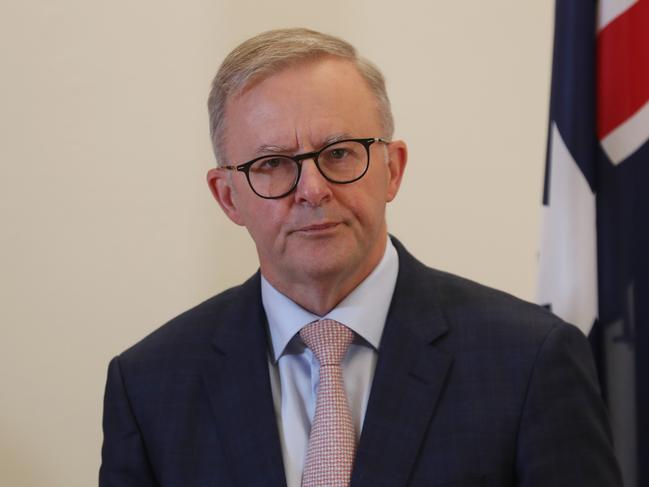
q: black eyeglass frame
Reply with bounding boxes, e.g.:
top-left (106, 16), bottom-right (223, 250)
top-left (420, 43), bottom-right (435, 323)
top-left (220, 137), bottom-right (389, 199)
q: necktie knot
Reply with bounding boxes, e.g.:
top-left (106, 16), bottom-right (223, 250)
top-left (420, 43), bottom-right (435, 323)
top-left (299, 319), bottom-right (354, 366)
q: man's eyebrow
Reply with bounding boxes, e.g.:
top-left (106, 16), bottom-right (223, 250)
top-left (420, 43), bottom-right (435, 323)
top-left (321, 133), bottom-right (353, 146)
top-left (253, 143), bottom-right (293, 155)
top-left (252, 133), bottom-right (354, 156)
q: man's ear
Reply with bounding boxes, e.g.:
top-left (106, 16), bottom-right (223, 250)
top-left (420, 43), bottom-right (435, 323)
top-left (206, 168), bottom-right (246, 226)
top-left (385, 140), bottom-right (408, 202)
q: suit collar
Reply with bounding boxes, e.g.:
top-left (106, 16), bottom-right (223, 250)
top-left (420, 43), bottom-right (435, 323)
top-left (202, 273), bottom-right (287, 487)
top-left (352, 237), bottom-right (454, 486)
top-left (387, 236), bottom-right (450, 342)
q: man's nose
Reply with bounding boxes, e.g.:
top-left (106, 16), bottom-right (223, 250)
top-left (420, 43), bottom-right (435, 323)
top-left (294, 158), bottom-right (332, 206)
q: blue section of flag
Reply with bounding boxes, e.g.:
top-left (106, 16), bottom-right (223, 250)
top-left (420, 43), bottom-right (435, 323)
top-left (545, 0), bottom-right (597, 199)
top-left (595, 138), bottom-right (649, 487)
top-left (545, 1), bottom-right (649, 486)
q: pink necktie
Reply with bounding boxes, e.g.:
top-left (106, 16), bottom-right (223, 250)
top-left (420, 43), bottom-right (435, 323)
top-left (299, 319), bottom-right (356, 487)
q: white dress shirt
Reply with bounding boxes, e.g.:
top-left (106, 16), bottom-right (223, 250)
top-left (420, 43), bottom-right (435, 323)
top-left (262, 238), bottom-right (399, 487)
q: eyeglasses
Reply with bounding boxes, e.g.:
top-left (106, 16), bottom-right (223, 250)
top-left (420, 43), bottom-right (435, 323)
top-left (220, 137), bottom-right (389, 199)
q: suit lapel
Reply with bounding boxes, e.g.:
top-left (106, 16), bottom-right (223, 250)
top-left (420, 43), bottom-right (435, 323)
top-left (201, 274), bottom-right (286, 487)
top-left (351, 240), bottom-right (454, 487)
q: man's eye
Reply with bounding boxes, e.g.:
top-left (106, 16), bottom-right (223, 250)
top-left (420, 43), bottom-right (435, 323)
top-left (250, 157), bottom-right (290, 175)
top-left (326, 148), bottom-right (349, 160)
top-left (261, 158), bottom-right (284, 168)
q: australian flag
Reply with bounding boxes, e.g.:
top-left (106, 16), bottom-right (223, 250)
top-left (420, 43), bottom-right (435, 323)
top-left (537, 1), bottom-right (649, 486)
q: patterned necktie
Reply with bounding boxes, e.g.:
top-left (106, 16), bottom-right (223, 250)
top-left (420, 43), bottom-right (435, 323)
top-left (299, 319), bottom-right (356, 487)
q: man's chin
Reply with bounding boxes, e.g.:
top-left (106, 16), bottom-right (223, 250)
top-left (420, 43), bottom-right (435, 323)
top-left (291, 255), bottom-right (348, 280)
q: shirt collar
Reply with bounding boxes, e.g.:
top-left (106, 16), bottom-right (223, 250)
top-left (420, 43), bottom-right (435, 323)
top-left (262, 238), bottom-right (399, 363)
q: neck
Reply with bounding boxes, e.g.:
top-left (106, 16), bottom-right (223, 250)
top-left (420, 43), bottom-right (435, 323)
top-left (263, 235), bottom-right (388, 316)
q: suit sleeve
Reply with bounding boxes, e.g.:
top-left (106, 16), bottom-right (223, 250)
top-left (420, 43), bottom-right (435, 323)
top-left (515, 322), bottom-right (622, 487)
top-left (99, 356), bottom-right (158, 487)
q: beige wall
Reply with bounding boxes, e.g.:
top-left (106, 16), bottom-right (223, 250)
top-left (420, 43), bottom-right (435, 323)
top-left (0, 1), bottom-right (553, 485)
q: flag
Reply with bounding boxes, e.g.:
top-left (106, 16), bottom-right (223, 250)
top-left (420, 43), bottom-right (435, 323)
top-left (538, 1), bottom-right (649, 486)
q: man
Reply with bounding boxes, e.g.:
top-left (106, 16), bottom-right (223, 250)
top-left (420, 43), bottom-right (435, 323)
top-left (100, 28), bottom-right (622, 486)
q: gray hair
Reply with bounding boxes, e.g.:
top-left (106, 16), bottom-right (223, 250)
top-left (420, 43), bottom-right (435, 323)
top-left (207, 28), bottom-right (394, 165)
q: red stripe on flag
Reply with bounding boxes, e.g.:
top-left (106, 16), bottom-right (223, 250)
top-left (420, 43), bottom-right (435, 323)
top-left (597, 0), bottom-right (649, 139)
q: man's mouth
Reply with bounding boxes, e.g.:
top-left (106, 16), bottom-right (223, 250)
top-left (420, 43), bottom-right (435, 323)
top-left (295, 221), bottom-right (341, 233)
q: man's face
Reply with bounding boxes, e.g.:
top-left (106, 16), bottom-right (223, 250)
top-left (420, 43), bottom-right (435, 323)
top-left (208, 57), bottom-right (406, 306)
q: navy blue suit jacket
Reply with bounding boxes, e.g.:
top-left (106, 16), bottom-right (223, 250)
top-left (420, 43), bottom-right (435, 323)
top-left (100, 239), bottom-right (621, 486)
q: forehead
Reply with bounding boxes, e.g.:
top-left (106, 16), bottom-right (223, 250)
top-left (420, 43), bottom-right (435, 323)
top-left (223, 57), bottom-right (383, 159)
